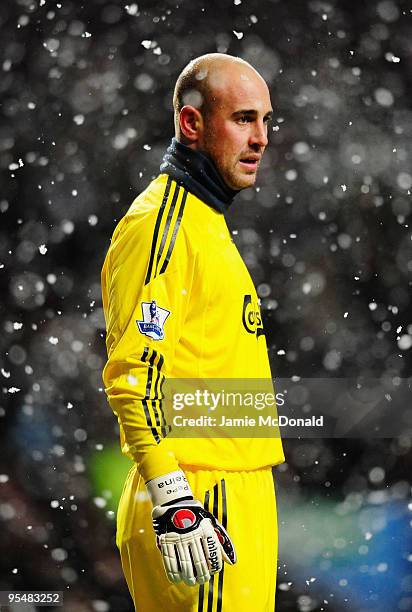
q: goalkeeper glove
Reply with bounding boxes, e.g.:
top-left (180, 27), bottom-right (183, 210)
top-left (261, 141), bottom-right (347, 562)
top-left (146, 470), bottom-right (236, 586)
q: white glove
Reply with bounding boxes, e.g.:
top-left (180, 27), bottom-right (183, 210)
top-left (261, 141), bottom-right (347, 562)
top-left (146, 471), bottom-right (236, 586)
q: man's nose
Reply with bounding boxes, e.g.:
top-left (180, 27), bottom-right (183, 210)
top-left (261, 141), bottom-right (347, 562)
top-left (249, 121), bottom-right (268, 148)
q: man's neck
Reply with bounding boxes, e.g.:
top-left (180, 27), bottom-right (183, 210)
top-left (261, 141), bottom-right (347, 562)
top-left (159, 138), bottom-right (239, 214)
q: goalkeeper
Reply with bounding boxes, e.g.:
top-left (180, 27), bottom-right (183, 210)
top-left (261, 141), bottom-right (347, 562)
top-left (101, 53), bottom-right (284, 611)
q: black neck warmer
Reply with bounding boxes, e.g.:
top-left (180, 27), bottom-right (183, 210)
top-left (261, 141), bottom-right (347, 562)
top-left (159, 138), bottom-right (239, 214)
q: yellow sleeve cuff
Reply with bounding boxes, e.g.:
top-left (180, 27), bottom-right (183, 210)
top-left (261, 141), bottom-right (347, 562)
top-left (138, 443), bottom-right (180, 483)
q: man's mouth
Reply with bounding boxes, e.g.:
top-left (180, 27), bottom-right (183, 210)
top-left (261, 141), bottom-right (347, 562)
top-left (239, 156), bottom-right (260, 170)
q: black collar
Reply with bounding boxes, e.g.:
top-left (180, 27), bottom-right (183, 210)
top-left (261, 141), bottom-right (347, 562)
top-left (159, 138), bottom-right (239, 214)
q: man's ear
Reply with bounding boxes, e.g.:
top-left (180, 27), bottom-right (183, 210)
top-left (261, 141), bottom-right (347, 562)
top-left (179, 105), bottom-right (203, 143)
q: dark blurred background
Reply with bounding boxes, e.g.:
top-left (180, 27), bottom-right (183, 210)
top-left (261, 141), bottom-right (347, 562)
top-left (1, 0), bottom-right (412, 610)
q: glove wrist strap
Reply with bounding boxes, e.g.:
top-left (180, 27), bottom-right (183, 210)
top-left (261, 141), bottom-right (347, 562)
top-left (146, 470), bottom-right (194, 507)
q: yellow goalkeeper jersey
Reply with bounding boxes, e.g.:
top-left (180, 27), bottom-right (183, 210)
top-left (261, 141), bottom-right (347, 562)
top-left (101, 172), bottom-right (284, 482)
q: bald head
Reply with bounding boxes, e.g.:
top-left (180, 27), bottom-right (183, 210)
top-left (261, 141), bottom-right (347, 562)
top-left (173, 53), bottom-right (267, 138)
top-left (172, 53), bottom-right (273, 190)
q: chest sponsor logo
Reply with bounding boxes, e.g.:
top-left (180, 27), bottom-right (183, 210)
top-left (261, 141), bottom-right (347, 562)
top-left (242, 294), bottom-right (264, 336)
top-left (136, 300), bottom-right (170, 341)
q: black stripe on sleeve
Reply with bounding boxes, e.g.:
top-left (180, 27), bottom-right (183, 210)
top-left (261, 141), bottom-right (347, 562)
top-left (149, 351), bottom-right (165, 435)
top-left (141, 347), bottom-right (161, 443)
top-left (145, 349), bottom-right (157, 398)
top-left (142, 399), bottom-right (161, 443)
top-left (155, 182), bottom-right (180, 277)
top-left (153, 353), bottom-right (164, 399)
top-left (154, 355), bottom-right (170, 438)
top-left (146, 350), bottom-right (161, 430)
top-left (159, 189), bottom-right (188, 275)
top-left (144, 176), bottom-right (172, 286)
top-left (150, 354), bottom-right (162, 430)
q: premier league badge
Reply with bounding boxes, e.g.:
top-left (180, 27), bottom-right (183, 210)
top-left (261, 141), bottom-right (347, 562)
top-left (136, 300), bottom-right (170, 340)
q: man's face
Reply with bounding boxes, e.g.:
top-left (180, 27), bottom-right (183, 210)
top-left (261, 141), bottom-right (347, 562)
top-left (199, 65), bottom-right (273, 190)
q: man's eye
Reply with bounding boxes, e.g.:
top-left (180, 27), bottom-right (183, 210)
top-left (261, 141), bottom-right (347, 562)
top-left (238, 116), bottom-right (250, 124)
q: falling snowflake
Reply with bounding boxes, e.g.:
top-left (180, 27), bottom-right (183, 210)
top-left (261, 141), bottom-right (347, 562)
top-left (125, 4), bottom-right (139, 16)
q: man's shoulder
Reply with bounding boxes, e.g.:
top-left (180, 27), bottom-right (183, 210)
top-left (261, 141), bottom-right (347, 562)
top-left (109, 175), bottom-right (169, 241)
top-left (125, 173), bottom-right (218, 227)
top-left (126, 174), bottom-right (170, 219)
top-left (110, 173), bottom-right (218, 258)
top-left (109, 174), bottom-right (198, 257)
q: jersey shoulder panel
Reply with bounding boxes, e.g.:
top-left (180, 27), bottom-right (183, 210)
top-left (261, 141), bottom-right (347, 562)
top-left (109, 174), bottom-right (197, 286)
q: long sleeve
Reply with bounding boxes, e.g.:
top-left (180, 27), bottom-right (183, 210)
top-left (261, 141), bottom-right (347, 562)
top-left (101, 183), bottom-right (195, 482)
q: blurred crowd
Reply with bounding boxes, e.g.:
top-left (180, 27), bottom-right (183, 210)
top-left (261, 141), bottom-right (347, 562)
top-left (1, 0), bottom-right (412, 610)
